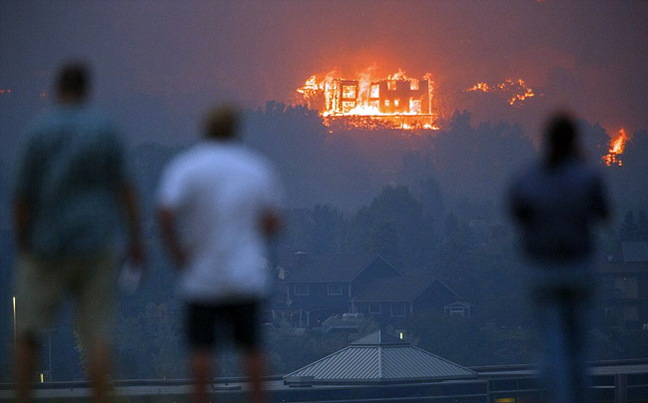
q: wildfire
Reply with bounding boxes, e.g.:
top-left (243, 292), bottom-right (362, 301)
top-left (464, 78), bottom-right (535, 105)
top-left (296, 68), bottom-right (439, 131)
top-left (604, 128), bottom-right (628, 167)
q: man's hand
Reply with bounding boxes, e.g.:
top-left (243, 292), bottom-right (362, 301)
top-left (117, 183), bottom-right (147, 272)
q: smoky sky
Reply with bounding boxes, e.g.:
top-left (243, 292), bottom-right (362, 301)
top-left (2, 0), bottom-right (648, 143)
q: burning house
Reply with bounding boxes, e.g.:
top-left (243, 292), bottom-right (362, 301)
top-left (297, 70), bottom-right (438, 130)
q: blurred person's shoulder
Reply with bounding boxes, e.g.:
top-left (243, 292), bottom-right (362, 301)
top-left (563, 158), bottom-right (605, 186)
top-left (25, 105), bottom-right (116, 139)
top-left (510, 159), bottom-right (543, 191)
top-left (234, 143), bottom-right (275, 168)
top-left (162, 142), bottom-right (217, 175)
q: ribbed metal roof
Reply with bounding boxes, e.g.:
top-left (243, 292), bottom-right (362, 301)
top-left (284, 330), bottom-right (477, 385)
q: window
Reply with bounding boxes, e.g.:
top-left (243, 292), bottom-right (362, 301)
top-left (394, 99), bottom-right (400, 107)
top-left (391, 302), bottom-right (407, 317)
top-left (342, 101), bottom-right (355, 112)
top-left (327, 284), bottom-right (343, 295)
top-left (444, 302), bottom-right (471, 318)
top-left (294, 283), bottom-right (310, 296)
top-left (409, 98), bottom-right (421, 113)
top-left (370, 84), bottom-right (380, 98)
top-left (388, 80), bottom-right (397, 91)
top-left (368, 302), bottom-right (381, 314)
top-left (342, 85), bottom-right (357, 99)
top-left (447, 308), bottom-right (467, 317)
top-left (410, 79), bottom-right (419, 90)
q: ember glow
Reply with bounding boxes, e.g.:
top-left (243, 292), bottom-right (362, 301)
top-left (604, 128), bottom-right (628, 167)
top-left (297, 69), bottom-right (439, 131)
top-left (464, 78), bottom-right (536, 105)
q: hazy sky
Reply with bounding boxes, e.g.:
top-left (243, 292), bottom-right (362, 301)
top-left (2, 0), bottom-right (648, 143)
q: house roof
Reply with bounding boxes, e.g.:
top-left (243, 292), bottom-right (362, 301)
top-left (287, 254), bottom-right (400, 283)
top-left (284, 330), bottom-right (477, 385)
top-left (351, 330), bottom-right (405, 345)
top-left (352, 275), bottom-right (462, 302)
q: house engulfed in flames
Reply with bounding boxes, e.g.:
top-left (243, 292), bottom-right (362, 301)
top-left (297, 70), bottom-right (438, 131)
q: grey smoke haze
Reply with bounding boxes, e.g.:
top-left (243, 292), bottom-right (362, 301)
top-left (4, 2), bottom-right (648, 381)
top-left (2, 0), bottom-right (648, 211)
top-left (2, 1), bottom-right (648, 141)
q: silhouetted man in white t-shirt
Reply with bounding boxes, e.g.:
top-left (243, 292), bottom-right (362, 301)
top-left (157, 106), bottom-right (282, 403)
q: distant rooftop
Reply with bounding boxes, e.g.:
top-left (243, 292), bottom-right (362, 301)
top-left (284, 330), bottom-right (477, 385)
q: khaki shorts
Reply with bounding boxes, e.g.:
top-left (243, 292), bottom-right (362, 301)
top-left (14, 248), bottom-right (117, 347)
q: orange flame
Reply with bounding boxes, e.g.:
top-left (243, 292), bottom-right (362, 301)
top-left (296, 68), bottom-right (439, 131)
top-left (604, 128), bottom-right (628, 167)
top-left (464, 78), bottom-right (535, 105)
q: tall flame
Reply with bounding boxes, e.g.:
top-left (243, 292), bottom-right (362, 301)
top-left (604, 128), bottom-right (628, 166)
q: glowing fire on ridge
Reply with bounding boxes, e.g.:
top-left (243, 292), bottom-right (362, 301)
top-left (297, 69), bottom-right (439, 131)
top-left (464, 78), bottom-right (536, 105)
top-left (604, 128), bottom-right (628, 167)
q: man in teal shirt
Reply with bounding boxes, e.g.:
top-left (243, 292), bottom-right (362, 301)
top-left (12, 62), bottom-right (144, 403)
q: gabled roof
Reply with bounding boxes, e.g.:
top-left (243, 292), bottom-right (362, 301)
top-left (287, 254), bottom-right (401, 283)
top-left (284, 330), bottom-right (477, 385)
top-left (352, 274), bottom-right (463, 302)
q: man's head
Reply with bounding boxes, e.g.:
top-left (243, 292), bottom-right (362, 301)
top-left (544, 112), bottom-right (579, 164)
top-left (56, 62), bottom-right (90, 104)
top-left (204, 105), bottom-right (240, 141)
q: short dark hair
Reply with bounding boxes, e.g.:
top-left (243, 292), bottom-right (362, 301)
top-left (56, 62), bottom-right (90, 98)
top-left (544, 112), bottom-right (580, 165)
top-left (546, 113), bottom-right (577, 152)
top-left (204, 106), bottom-right (239, 140)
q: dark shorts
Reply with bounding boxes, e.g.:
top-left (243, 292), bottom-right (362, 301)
top-left (185, 300), bottom-right (261, 350)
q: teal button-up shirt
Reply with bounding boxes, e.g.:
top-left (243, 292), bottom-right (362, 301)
top-left (14, 104), bottom-right (127, 258)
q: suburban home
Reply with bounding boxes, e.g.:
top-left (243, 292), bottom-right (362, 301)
top-left (282, 253), bottom-right (470, 327)
top-left (598, 241), bottom-right (648, 328)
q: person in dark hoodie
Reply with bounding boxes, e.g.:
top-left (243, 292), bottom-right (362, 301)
top-left (508, 112), bottom-right (610, 403)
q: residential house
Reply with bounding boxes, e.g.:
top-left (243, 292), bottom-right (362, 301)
top-left (283, 254), bottom-right (469, 327)
top-left (598, 241), bottom-right (648, 328)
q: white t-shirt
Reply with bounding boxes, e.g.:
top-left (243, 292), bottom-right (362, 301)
top-left (157, 141), bottom-right (283, 303)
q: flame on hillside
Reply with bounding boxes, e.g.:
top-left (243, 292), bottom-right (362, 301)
top-left (604, 128), bottom-right (628, 166)
top-left (464, 79), bottom-right (536, 105)
top-left (296, 69), bottom-right (439, 131)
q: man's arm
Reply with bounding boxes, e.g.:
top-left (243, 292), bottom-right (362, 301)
top-left (117, 183), bottom-right (145, 266)
top-left (261, 210), bottom-right (281, 238)
top-left (13, 198), bottom-right (30, 253)
top-left (157, 207), bottom-right (187, 269)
